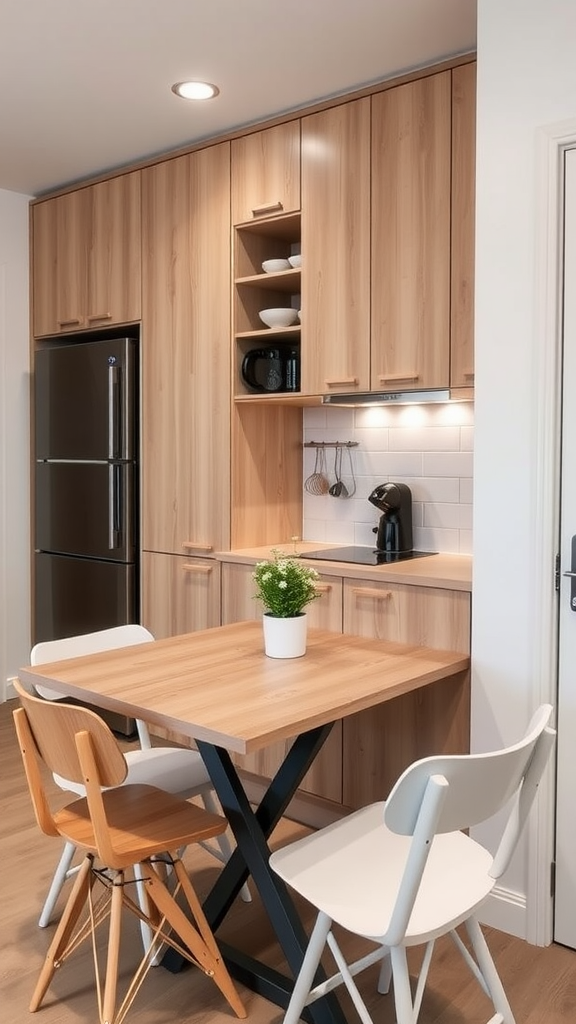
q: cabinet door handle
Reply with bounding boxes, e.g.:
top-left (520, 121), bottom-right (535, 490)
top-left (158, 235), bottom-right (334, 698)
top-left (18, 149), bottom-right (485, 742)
top-left (251, 201), bottom-right (283, 216)
top-left (462, 369), bottom-right (475, 381)
top-left (57, 317), bottom-right (83, 327)
top-left (87, 312), bottom-right (112, 322)
top-left (182, 563), bottom-right (213, 575)
top-left (324, 377), bottom-right (359, 387)
top-left (314, 583), bottom-right (332, 594)
top-left (182, 541), bottom-right (214, 552)
top-left (377, 373), bottom-right (419, 384)
top-left (351, 587), bottom-right (392, 600)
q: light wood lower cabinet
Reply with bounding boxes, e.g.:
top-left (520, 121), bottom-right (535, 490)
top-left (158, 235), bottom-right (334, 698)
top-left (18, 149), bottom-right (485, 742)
top-left (220, 561), bottom-right (343, 802)
top-left (342, 578), bottom-right (471, 808)
top-left (141, 551), bottom-right (221, 640)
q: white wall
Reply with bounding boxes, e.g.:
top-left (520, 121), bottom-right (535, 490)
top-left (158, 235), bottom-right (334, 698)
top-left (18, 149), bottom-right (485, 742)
top-left (0, 189), bottom-right (31, 698)
top-left (302, 402), bottom-right (473, 553)
top-left (473, 0), bottom-right (576, 939)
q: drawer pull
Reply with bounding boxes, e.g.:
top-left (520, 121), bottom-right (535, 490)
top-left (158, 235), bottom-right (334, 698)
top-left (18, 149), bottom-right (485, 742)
top-left (57, 317), bottom-right (83, 327)
top-left (314, 583), bottom-right (332, 594)
top-left (351, 587), bottom-right (392, 600)
top-left (182, 563), bottom-right (213, 575)
top-left (324, 377), bottom-right (359, 387)
top-left (463, 369), bottom-right (475, 381)
top-left (182, 541), bottom-right (214, 552)
top-left (377, 373), bottom-right (419, 384)
top-left (251, 200), bottom-right (283, 216)
top-left (87, 312), bottom-right (113, 322)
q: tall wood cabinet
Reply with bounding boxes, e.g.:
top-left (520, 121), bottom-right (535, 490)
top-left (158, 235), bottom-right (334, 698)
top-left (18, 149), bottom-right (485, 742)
top-left (32, 172), bottom-right (141, 337)
top-left (301, 99), bottom-right (371, 396)
top-left (451, 61), bottom-right (477, 390)
top-left (140, 144), bottom-right (231, 633)
top-left (371, 72), bottom-right (452, 393)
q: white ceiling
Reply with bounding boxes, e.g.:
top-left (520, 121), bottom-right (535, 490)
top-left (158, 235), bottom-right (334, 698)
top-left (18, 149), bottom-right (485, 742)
top-left (0, 0), bottom-right (476, 198)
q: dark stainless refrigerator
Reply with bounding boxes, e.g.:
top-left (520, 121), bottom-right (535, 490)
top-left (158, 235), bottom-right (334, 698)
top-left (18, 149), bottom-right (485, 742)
top-left (34, 336), bottom-right (139, 645)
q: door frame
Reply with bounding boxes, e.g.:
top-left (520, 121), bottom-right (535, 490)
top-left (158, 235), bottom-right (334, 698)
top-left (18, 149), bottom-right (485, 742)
top-left (528, 117), bottom-right (576, 944)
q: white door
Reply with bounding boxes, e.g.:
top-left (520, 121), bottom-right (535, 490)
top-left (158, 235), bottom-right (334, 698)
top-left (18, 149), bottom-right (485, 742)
top-left (555, 145), bottom-right (576, 949)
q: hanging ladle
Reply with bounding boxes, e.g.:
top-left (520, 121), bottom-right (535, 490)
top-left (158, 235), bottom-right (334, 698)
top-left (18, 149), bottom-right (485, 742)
top-left (329, 445), bottom-right (348, 498)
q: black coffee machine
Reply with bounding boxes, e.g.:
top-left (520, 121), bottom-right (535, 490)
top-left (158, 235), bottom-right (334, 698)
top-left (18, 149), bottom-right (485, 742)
top-left (368, 482), bottom-right (413, 553)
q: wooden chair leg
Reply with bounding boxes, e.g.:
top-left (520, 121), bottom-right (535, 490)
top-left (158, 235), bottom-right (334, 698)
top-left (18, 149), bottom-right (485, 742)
top-left (38, 839), bottom-right (79, 927)
top-left (101, 874), bottom-right (124, 1024)
top-left (143, 857), bottom-right (246, 1018)
top-left (30, 854), bottom-right (95, 1011)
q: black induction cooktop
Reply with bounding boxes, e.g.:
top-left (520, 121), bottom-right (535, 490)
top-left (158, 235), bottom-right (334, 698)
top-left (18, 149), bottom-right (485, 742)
top-left (304, 546), bottom-right (438, 566)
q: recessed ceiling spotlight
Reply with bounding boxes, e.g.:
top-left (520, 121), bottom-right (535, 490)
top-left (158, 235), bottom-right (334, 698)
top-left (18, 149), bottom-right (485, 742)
top-left (171, 81), bottom-right (220, 101)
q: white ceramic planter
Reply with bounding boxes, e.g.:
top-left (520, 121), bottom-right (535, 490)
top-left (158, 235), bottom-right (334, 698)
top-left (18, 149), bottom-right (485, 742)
top-left (262, 612), bottom-right (307, 659)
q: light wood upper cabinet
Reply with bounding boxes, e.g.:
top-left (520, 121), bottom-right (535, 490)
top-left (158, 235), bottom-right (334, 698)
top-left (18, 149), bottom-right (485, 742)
top-left (32, 172), bottom-right (141, 337)
top-left (451, 62), bottom-right (477, 389)
top-left (301, 98), bottom-right (371, 395)
top-left (231, 121), bottom-right (301, 225)
top-left (371, 72), bottom-right (452, 392)
top-left (141, 144), bottom-right (231, 556)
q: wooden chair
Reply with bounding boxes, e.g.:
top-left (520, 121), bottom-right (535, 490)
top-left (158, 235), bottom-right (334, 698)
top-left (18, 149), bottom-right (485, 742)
top-left (270, 704), bottom-right (556, 1024)
top-left (13, 680), bottom-right (247, 1024)
top-left (31, 625), bottom-right (250, 932)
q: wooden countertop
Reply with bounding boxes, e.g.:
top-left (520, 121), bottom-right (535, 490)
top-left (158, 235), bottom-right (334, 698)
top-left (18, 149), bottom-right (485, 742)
top-left (19, 622), bottom-right (469, 756)
top-left (216, 543), bottom-right (472, 593)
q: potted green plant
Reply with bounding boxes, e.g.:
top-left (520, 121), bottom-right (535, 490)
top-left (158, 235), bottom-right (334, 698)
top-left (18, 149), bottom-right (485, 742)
top-left (253, 550), bottom-right (320, 658)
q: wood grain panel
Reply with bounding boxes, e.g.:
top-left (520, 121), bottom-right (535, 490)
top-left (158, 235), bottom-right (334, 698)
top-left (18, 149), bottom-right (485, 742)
top-left (141, 551), bottom-right (221, 640)
top-left (87, 171), bottom-right (141, 326)
top-left (342, 577), bottom-right (471, 807)
top-left (141, 144), bottom-right (231, 555)
top-left (230, 403), bottom-right (303, 548)
top-left (231, 121), bottom-right (301, 225)
top-left (451, 62), bottom-right (476, 389)
top-left (301, 98), bottom-right (371, 394)
top-left (371, 72), bottom-right (451, 391)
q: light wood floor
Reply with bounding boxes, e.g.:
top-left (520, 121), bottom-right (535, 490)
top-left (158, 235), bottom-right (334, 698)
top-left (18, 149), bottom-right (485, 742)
top-left (1, 699), bottom-right (575, 1024)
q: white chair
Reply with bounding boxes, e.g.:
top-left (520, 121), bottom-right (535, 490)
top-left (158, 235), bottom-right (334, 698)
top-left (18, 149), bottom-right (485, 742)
top-left (270, 704), bottom-right (556, 1024)
top-left (32, 624), bottom-right (250, 935)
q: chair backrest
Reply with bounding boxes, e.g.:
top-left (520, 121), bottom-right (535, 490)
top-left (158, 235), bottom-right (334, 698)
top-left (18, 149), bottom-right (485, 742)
top-left (30, 625), bottom-right (155, 747)
top-left (13, 680), bottom-right (127, 847)
top-left (380, 704), bottom-right (555, 946)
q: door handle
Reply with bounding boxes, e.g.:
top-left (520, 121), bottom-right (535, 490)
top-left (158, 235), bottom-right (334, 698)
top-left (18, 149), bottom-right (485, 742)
top-left (563, 536), bottom-right (576, 610)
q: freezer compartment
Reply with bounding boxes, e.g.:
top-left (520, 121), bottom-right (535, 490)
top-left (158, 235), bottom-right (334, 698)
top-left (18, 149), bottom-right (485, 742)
top-left (33, 553), bottom-right (137, 737)
top-left (34, 552), bottom-right (137, 644)
top-left (36, 461), bottom-right (136, 561)
top-left (35, 336), bottom-right (138, 461)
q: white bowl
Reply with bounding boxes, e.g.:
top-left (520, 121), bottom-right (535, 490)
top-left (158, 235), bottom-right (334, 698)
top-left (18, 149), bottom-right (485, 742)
top-left (297, 309), bottom-right (302, 322)
top-left (262, 258), bottom-right (291, 273)
top-left (259, 307), bottom-right (299, 328)
top-left (288, 254), bottom-right (302, 269)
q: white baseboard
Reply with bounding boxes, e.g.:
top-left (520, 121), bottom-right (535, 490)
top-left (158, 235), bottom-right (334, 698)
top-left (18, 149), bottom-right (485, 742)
top-left (4, 677), bottom-right (17, 701)
top-left (478, 884), bottom-right (529, 941)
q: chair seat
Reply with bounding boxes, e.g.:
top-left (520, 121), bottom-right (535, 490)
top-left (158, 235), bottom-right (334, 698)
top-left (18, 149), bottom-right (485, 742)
top-left (54, 745), bottom-right (211, 798)
top-left (54, 783), bottom-right (228, 869)
top-left (270, 801), bottom-right (494, 945)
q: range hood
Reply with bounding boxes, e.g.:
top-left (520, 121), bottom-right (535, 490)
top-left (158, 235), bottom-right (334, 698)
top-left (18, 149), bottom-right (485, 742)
top-left (322, 388), bottom-right (452, 407)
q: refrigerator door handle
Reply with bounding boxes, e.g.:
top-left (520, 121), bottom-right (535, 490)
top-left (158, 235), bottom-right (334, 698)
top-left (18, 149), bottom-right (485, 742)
top-left (108, 363), bottom-right (121, 459)
top-left (108, 465), bottom-right (122, 550)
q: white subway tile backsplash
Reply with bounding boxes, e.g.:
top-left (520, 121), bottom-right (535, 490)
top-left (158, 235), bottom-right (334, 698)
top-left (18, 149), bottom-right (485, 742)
top-left (302, 402), bottom-right (474, 555)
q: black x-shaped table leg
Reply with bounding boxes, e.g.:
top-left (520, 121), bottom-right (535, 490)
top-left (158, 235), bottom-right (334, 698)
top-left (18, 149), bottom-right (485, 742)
top-left (162, 723), bottom-right (347, 1024)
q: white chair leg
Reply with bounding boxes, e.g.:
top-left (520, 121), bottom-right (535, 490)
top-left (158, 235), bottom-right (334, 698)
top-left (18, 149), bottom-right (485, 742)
top-left (464, 918), bottom-right (516, 1024)
top-left (377, 946), bottom-right (392, 993)
top-left (201, 790), bottom-right (252, 903)
top-left (38, 840), bottom-right (78, 927)
top-left (390, 945), bottom-right (417, 1024)
top-left (284, 911), bottom-right (332, 1024)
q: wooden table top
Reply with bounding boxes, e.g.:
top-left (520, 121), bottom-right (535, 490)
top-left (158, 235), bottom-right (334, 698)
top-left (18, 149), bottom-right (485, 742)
top-left (19, 622), bottom-right (470, 755)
